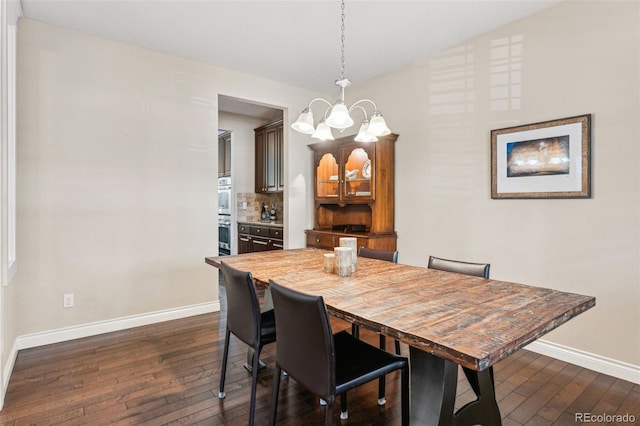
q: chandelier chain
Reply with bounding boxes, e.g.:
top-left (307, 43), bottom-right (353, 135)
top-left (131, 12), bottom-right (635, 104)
top-left (340, 0), bottom-right (346, 80)
top-left (290, 0), bottom-right (390, 140)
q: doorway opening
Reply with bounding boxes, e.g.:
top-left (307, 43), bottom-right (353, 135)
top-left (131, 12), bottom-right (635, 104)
top-left (217, 95), bottom-right (284, 256)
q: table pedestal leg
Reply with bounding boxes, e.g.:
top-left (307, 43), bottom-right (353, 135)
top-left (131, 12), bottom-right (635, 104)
top-left (409, 347), bottom-right (501, 426)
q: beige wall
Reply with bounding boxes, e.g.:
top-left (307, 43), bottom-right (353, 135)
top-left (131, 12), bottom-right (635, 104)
top-left (4, 18), bottom-right (316, 368)
top-left (347, 0), bottom-right (639, 366)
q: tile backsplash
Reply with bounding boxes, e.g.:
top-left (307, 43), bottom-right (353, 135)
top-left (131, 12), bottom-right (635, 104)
top-left (237, 192), bottom-right (284, 223)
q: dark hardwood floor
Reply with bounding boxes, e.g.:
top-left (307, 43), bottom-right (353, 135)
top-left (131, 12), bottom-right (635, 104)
top-left (1, 283), bottom-right (638, 425)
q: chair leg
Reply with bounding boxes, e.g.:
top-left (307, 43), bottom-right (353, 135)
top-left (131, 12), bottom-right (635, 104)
top-left (247, 344), bottom-right (262, 426)
top-left (395, 339), bottom-right (401, 355)
top-left (218, 328), bottom-right (231, 399)
top-left (340, 393), bottom-right (348, 419)
top-left (269, 366), bottom-right (282, 426)
top-left (326, 397), bottom-right (336, 426)
top-left (378, 334), bottom-right (387, 405)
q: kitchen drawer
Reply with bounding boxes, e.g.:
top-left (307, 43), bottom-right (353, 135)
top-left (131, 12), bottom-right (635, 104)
top-left (306, 232), bottom-right (334, 249)
top-left (250, 226), bottom-right (269, 237)
top-left (269, 227), bottom-right (283, 239)
top-left (238, 224), bottom-right (250, 234)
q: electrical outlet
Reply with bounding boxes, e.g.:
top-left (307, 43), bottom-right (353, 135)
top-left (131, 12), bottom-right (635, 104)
top-left (242, 201), bottom-right (247, 210)
top-left (63, 293), bottom-right (74, 308)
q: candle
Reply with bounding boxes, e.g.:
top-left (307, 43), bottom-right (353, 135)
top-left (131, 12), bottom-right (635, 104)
top-left (339, 237), bottom-right (358, 273)
top-left (334, 247), bottom-right (353, 277)
top-left (323, 253), bottom-right (335, 274)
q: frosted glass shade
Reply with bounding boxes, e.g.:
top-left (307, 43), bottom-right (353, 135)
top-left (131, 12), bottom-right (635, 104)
top-left (291, 108), bottom-right (315, 134)
top-left (368, 112), bottom-right (391, 136)
top-left (326, 102), bottom-right (354, 129)
top-left (311, 119), bottom-right (335, 141)
top-left (354, 120), bottom-right (378, 142)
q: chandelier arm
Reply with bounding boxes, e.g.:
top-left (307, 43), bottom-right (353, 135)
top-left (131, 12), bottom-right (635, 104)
top-left (307, 97), bottom-right (334, 110)
top-left (348, 99), bottom-right (380, 113)
top-left (348, 104), bottom-right (370, 120)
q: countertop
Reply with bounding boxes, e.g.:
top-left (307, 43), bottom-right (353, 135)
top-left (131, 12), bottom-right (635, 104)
top-left (237, 220), bottom-right (284, 228)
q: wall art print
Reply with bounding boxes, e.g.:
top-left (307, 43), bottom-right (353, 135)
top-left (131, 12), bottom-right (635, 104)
top-left (491, 114), bottom-right (591, 199)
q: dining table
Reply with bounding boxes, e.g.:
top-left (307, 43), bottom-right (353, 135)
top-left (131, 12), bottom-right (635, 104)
top-left (205, 248), bottom-right (595, 426)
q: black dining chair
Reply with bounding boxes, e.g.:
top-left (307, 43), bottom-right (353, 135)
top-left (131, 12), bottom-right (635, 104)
top-left (427, 255), bottom-right (495, 401)
top-left (353, 246), bottom-right (401, 407)
top-left (268, 280), bottom-right (409, 426)
top-left (218, 262), bottom-right (277, 426)
top-left (358, 246), bottom-right (399, 263)
top-left (427, 255), bottom-right (490, 279)
top-left (354, 247), bottom-right (401, 352)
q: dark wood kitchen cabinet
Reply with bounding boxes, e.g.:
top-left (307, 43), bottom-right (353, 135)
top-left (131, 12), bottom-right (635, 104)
top-left (218, 131), bottom-right (231, 177)
top-left (238, 222), bottom-right (283, 254)
top-left (305, 133), bottom-right (397, 251)
top-left (255, 120), bottom-right (284, 193)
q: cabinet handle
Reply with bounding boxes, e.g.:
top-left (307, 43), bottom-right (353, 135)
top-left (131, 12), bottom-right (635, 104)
top-left (254, 240), bottom-right (268, 246)
top-left (316, 238), bottom-right (321, 243)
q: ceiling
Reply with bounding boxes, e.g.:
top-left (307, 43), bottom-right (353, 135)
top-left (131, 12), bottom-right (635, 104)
top-left (20, 0), bottom-right (560, 96)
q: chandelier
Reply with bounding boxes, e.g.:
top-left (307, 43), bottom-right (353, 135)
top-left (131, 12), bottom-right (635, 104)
top-left (291, 0), bottom-right (391, 142)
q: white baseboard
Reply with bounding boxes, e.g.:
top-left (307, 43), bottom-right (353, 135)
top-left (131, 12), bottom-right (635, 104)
top-left (1, 301), bottom-right (220, 409)
top-left (526, 339), bottom-right (640, 384)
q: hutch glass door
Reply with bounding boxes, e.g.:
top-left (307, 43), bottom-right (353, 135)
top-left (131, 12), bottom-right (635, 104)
top-left (316, 152), bottom-right (340, 199)
top-left (342, 146), bottom-right (373, 201)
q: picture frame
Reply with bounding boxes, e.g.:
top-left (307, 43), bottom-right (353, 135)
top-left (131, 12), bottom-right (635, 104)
top-left (491, 114), bottom-right (591, 199)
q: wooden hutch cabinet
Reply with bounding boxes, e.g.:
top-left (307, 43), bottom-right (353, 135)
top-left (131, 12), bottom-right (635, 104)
top-left (305, 133), bottom-right (397, 251)
top-left (255, 120), bottom-right (284, 193)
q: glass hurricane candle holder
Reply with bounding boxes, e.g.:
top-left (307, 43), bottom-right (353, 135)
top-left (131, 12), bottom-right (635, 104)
top-left (323, 253), bottom-right (335, 274)
top-left (334, 247), bottom-right (353, 277)
top-left (339, 237), bottom-right (357, 273)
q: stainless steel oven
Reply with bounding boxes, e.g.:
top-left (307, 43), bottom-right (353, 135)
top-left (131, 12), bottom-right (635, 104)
top-left (218, 177), bottom-right (232, 216)
top-left (218, 214), bottom-right (231, 256)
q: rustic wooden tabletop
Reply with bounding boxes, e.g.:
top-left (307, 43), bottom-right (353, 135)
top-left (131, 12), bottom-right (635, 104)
top-left (206, 248), bottom-right (595, 371)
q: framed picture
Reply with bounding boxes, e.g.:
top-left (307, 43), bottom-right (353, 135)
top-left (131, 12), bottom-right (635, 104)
top-left (491, 114), bottom-right (591, 199)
